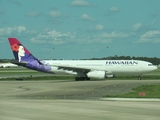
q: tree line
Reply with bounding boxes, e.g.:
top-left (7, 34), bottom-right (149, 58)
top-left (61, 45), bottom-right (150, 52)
top-left (1, 56), bottom-right (160, 65)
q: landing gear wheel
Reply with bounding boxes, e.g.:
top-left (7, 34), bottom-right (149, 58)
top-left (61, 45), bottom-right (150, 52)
top-left (86, 77), bottom-right (90, 80)
top-left (75, 77), bottom-right (90, 81)
top-left (138, 75), bottom-right (142, 80)
top-left (80, 77), bottom-right (85, 81)
top-left (75, 77), bottom-right (79, 81)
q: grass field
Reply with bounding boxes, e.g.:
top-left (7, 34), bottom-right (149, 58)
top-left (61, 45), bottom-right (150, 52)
top-left (104, 84), bottom-right (160, 98)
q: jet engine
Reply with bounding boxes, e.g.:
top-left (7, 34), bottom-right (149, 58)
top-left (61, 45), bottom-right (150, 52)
top-left (87, 70), bottom-right (106, 79)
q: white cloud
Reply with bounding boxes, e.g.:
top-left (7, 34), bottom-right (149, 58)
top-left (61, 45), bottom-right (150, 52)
top-left (95, 24), bottom-right (104, 30)
top-left (0, 26), bottom-right (26, 36)
top-left (26, 11), bottom-right (41, 17)
top-left (71, 0), bottom-right (95, 7)
top-left (17, 26), bottom-right (26, 32)
top-left (80, 14), bottom-right (96, 21)
top-left (30, 37), bottom-right (47, 44)
top-left (101, 31), bottom-right (129, 39)
top-left (0, 26), bottom-right (129, 45)
top-left (132, 23), bottom-right (142, 31)
top-left (137, 30), bottom-right (160, 43)
top-left (75, 31), bottom-right (129, 44)
top-left (30, 30), bottom-right (130, 45)
top-left (0, 26), bottom-right (38, 39)
top-left (92, 36), bottom-right (112, 43)
top-left (30, 29), bottom-right (115, 45)
top-left (47, 30), bottom-right (60, 38)
top-left (31, 30), bottom-right (76, 45)
top-left (151, 20), bottom-right (156, 25)
top-left (49, 10), bottom-right (68, 18)
top-left (110, 7), bottom-right (119, 12)
top-left (75, 35), bottom-right (112, 44)
top-left (90, 24), bottom-right (104, 31)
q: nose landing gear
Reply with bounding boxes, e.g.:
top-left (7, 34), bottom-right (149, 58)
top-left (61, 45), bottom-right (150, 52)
top-left (138, 75), bottom-right (142, 80)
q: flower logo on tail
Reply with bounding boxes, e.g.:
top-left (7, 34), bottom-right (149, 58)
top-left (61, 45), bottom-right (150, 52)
top-left (11, 43), bottom-right (25, 62)
top-left (12, 44), bottom-right (19, 52)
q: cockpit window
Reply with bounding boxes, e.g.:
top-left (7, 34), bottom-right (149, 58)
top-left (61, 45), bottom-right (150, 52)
top-left (148, 64), bottom-right (153, 66)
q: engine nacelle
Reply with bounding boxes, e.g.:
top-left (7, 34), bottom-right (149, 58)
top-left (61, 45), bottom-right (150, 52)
top-left (65, 71), bottom-right (77, 75)
top-left (87, 70), bottom-right (106, 79)
top-left (106, 74), bottom-right (114, 78)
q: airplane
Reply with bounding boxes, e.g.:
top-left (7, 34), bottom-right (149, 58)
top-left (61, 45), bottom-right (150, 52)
top-left (8, 38), bottom-right (157, 81)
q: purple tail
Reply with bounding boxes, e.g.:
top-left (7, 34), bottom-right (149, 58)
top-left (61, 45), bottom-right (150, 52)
top-left (8, 38), bottom-right (38, 63)
top-left (8, 38), bottom-right (54, 73)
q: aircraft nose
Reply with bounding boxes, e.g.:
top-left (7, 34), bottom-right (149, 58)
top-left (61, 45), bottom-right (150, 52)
top-left (152, 66), bottom-right (158, 71)
top-left (154, 66), bottom-right (158, 70)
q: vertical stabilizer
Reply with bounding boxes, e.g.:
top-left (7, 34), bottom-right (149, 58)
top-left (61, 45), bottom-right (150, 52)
top-left (8, 38), bottom-right (54, 73)
top-left (8, 38), bottom-right (37, 63)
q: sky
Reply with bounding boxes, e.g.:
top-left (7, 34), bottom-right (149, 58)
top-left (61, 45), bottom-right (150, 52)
top-left (0, 0), bottom-right (160, 60)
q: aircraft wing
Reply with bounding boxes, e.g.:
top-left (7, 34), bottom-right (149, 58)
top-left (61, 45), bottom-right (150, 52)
top-left (51, 64), bottom-right (110, 73)
top-left (51, 64), bottom-right (95, 73)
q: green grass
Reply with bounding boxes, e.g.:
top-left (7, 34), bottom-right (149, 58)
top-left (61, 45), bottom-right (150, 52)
top-left (104, 84), bottom-right (160, 98)
top-left (0, 72), bottom-right (46, 75)
top-left (0, 68), bottom-right (36, 72)
top-left (0, 75), bottom-right (75, 81)
top-left (147, 67), bottom-right (160, 74)
top-left (112, 75), bottom-right (160, 80)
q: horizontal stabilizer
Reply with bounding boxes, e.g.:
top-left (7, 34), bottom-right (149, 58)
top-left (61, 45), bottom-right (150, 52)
top-left (11, 61), bottom-right (27, 67)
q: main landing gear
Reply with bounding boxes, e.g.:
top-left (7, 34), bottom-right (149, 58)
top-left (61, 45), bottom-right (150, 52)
top-left (75, 77), bottom-right (90, 81)
top-left (138, 75), bottom-right (142, 80)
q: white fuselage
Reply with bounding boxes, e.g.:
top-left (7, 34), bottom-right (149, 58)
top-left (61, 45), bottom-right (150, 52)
top-left (43, 60), bottom-right (157, 76)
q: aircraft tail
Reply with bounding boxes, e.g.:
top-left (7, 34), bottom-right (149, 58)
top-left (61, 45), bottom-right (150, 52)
top-left (8, 38), bottom-right (39, 64)
top-left (8, 38), bottom-right (54, 73)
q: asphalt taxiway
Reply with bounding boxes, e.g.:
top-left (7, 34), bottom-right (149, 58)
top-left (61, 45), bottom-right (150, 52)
top-left (0, 80), bottom-right (160, 120)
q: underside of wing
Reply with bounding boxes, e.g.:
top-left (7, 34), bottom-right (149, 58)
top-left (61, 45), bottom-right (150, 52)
top-left (11, 61), bottom-right (27, 67)
top-left (56, 65), bottom-right (91, 73)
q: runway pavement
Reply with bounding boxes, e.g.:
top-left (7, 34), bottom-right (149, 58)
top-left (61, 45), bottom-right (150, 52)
top-left (0, 80), bottom-right (160, 120)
